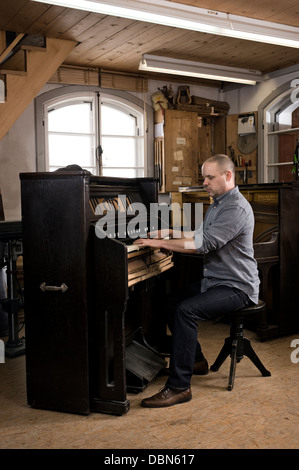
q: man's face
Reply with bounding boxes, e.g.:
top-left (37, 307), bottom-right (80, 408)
top-left (202, 161), bottom-right (229, 198)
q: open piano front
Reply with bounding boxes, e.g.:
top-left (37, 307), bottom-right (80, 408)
top-left (20, 171), bottom-right (173, 416)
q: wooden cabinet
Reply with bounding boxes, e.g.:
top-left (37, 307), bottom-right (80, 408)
top-left (155, 108), bottom-right (260, 192)
top-left (154, 109), bottom-right (226, 193)
top-left (164, 110), bottom-right (199, 192)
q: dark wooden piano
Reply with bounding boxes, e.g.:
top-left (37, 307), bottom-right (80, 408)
top-left (20, 171), bottom-right (173, 416)
top-left (241, 182), bottom-right (299, 340)
top-left (179, 182), bottom-right (299, 341)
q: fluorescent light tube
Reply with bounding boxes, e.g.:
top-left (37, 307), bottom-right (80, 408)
top-left (31, 0), bottom-right (299, 49)
top-left (139, 55), bottom-right (264, 85)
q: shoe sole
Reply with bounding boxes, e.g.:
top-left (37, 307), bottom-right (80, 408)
top-left (141, 395), bottom-right (192, 408)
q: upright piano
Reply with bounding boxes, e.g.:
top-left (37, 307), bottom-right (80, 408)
top-left (177, 182), bottom-right (299, 341)
top-left (20, 171), bottom-right (173, 416)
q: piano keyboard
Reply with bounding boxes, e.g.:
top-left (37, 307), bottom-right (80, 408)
top-left (127, 247), bottom-right (173, 287)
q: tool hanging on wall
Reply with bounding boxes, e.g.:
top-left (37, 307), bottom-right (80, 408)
top-left (243, 161), bottom-right (248, 184)
top-left (237, 133), bottom-right (258, 154)
top-left (237, 113), bottom-right (257, 154)
top-left (227, 145), bottom-right (235, 163)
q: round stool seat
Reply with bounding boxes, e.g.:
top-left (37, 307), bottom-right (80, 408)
top-left (231, 299), bottom-right (266, 318)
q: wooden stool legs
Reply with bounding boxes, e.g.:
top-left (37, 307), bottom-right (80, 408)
top-left (210, 317), bottom-right (271, 390)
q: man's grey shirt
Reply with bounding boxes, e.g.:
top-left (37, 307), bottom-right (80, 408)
top-left (194, 186), bottom-right (260, 304)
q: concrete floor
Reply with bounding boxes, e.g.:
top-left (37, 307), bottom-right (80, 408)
top-left (1, 320), bottom-right (299, 450)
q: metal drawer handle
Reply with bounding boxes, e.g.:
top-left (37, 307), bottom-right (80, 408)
top-left (40, 282), bottom-right (68, 293)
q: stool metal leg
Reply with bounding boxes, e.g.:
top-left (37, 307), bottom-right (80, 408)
top-left (228, 321), bottom-right (243, 391)
top-left (228, 339), bottom-right (238, 391)
top-left (243, 338), bottom-right (271, 377)
top-left (211, 314), bottom-right (271, 390)
top-left (210, 336), bottom-right (232, 372)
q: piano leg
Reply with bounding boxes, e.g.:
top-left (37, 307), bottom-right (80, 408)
top-left (256, 261), bottom-right (280, 340)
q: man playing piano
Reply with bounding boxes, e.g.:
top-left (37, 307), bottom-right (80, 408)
top-left (134, 154), bottom-right (260, 408)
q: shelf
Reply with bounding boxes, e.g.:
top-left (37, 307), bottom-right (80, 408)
top-left (267, 127), bottom-right (299, 135)
top-left (267, 162), bottom-right (293, 167)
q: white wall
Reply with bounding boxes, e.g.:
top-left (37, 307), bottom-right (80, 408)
top-left (0, 70), bottom-right (298, 220)
top-left (226, 67), bottom-right (299, 115)
top-left (0, 103), bottom-right (35, 221)
top-left (0, 84), bottom-right (58, 221)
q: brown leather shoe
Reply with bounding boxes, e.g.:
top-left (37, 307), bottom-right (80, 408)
top-left (141, 387), bottom-right (192, 408)
top-left (193, 359), bottom-right (209, 375)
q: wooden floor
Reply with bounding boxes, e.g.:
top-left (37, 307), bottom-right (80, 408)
top-left (1, 320), bottom-right (299, 450)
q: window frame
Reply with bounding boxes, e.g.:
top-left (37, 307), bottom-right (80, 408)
top-left (35, 85), bottom-right (153, 176)
top-left (99, 95), bottom-right (145, 177)
top-left (45, 95), bottom-right (97, 173)
top-left (258, 78), bottom-right (299, 183)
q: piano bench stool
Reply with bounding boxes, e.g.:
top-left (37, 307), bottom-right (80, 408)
top-left (210, 300), bottom-right (271, 391)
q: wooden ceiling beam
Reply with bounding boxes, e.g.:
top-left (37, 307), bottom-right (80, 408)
top-left (0, 32), bottom-right (25, 64)
top-left (0, 37), bottom-right (76, 141)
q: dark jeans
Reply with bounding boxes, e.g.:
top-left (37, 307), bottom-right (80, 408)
top-left (165, 282), bottom-right (252, 390)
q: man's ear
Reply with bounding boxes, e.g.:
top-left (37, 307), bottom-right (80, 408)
top-left (226, 170), bottom-right (232, 181)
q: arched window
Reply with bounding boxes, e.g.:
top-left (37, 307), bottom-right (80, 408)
top-left (258, 79), bottom-right (299, 183)
top-left (36, 87), bottom-right (153, 177)
top-left (46, 95), bottom-right (96, 173)
top-left (100, 97), bottom-right (144, 177)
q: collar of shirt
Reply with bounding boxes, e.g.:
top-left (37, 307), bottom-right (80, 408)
top-left (212, 185), bottom-right (239, 207)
